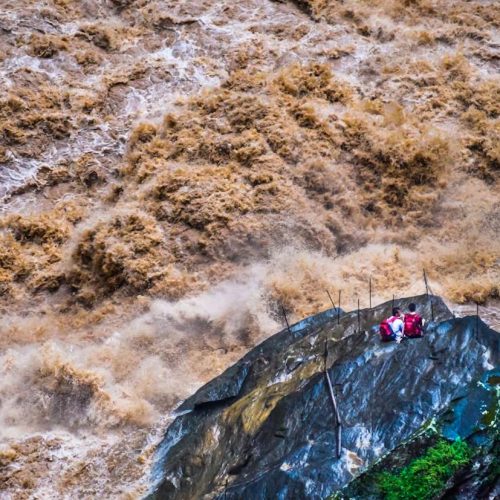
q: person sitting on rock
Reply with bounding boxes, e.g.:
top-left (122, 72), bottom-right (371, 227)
top-left (404, 302), bottom-right (424, 338)
top-left (379, 307), bottom-right (405, 343)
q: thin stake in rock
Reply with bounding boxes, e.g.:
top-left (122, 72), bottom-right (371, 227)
top-left (326, 289), bottom-right (336, 311)
top-left (423, 269), bottom-right (435, 321)
top-left (476, 302), bottom-right (480, 337)
top-left (357, 297), bottom-right (360, 333)
top-left (324, 341), bottom-right (342, 459)
top-left (369, 277), bottom-right (372, 310)
top-left (423, 269), bottom-right (430, 296)
top-left (337, 290), bottom-right (341, 325)
top-left (282, 305), bottom-right (291, 334)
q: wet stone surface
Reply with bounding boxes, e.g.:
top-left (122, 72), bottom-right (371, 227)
top-left (342, 368), bottom-right (500, 499)
top-left (148, 295), bottom-right (499, 499)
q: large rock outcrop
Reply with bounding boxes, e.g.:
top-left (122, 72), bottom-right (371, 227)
top-left (148, 295), bottom-right (499, 499)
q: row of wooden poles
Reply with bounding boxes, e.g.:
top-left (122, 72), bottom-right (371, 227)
top-left (280, 269), bottom-right (484, 461)
top-left (281, 269), bottom-right (440, 336)
top-left (221, 275), bottom-right (486, 500)
top-left (221, 273), bottom-right (485, 496)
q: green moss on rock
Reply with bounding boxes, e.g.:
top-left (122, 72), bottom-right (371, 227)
top-left (375, 439), bottom-right (473, 500)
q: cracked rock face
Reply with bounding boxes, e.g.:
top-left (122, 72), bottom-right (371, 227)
top-left (148, 295), bottom-right (499, 498)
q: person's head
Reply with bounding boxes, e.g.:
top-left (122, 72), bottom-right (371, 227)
top-left (392, 307), bottom-right (402, 317)
top-left (408, 303), bottom-right (417, 313)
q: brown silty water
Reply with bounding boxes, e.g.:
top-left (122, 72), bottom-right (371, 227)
top-left (0, 0), bottom-right (499, 497)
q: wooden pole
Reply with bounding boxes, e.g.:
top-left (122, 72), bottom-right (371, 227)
top-left (282, 305), bottom-right (291, 334)
top-left (357, 297), bottom-right (360, 333)
top-left (326, 290), bottom-right (336, 310)
top-left (337, 290), bottom-right (341, 325)
top-left (369, 277), bottom-right (372, 309)
top-left (476, 302), bottom-right (479, 336)
top-left (423, 269), bottom-right (429, 296)
top-left (324, 341), bottom-right (342, 459)
top-left (423, 269), bottom-right (435, 321)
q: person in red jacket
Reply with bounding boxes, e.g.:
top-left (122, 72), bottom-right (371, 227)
top-left (404, 303), bottom-right (424, 338)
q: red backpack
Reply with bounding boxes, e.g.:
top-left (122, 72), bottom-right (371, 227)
top-left (379, 319), bottom-right (394, 341)
top-left (404, 313), bottom-right (423, 337)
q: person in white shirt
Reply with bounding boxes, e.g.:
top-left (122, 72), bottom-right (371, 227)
top-left (387, 307), bottom-right (405, 343)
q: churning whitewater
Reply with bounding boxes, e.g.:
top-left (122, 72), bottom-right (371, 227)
top-left (0, 0), bottom-right (499, 497)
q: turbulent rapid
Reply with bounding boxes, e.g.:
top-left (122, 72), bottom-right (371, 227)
top-left (0, 0), bottom-right (499, 498)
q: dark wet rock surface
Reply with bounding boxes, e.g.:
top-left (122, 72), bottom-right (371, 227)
top-left (342, 368), bottom-right (500, 499)
top-left (148, 295), bottom-right (499, 499)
